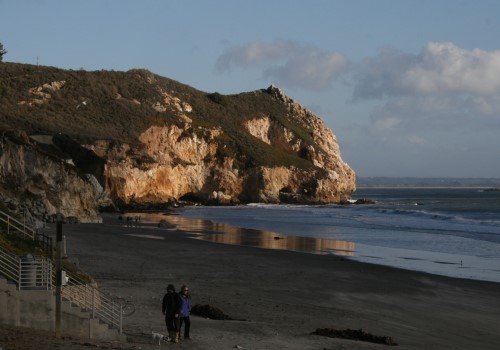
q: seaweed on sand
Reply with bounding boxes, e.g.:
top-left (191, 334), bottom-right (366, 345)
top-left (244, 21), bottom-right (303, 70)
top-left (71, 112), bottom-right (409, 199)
top-left (191, 304), bottom-right (233, 320)
top-left (311, 328), bottom-right (398, 346)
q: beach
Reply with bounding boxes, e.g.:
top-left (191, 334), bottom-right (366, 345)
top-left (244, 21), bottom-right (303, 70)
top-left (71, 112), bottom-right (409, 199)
top-left (177, 188), bottom-right (500, 283)
top-left (24, 213), bottom-right (500, 350)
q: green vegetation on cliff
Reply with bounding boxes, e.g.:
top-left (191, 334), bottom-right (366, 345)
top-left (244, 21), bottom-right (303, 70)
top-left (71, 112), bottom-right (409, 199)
top-left (0, 63), bottom-right (316, 169)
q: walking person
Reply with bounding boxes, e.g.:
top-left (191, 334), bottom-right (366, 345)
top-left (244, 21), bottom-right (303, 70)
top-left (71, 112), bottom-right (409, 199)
top-left (162, 284), bottom-right (181, 342)
top-left (179, 285), bottom-right (192, 340)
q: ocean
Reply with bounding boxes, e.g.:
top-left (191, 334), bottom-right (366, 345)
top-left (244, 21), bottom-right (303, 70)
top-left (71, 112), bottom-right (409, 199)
top-left (174, 188), bottom-right (500, 283)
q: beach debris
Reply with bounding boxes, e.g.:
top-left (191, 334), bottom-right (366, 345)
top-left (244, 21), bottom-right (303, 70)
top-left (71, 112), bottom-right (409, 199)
top-left (311, 328), bottom-right (397, 346)
top-left (339, 198), bottom-right (376, 205)
top-left (484, 187), bottom-right (500, 192)
top-left (354, 198), bottom-right (376, 205)
top-left (157, 219), bottom-right (176, 228)
top-left (81, 342), bottom-right (99, 347)
top-left (191, 304), bottom-right (233, 320)
top-left (234, 346), bottom-right (243, 349)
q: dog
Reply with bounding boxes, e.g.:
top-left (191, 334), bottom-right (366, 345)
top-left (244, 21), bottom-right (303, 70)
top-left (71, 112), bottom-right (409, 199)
top-left (151, 331), bottom-right (168, 345)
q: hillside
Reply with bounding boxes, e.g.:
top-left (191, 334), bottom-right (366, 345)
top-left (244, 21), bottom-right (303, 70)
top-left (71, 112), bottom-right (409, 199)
top-left (1, 63), bottom-right (316, 168)
top-left (0, 62), bottom-right (355, 223)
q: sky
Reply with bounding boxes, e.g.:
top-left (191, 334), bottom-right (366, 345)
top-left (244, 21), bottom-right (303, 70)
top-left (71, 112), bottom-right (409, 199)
top-left (1, 0), bottom-right (499, 177)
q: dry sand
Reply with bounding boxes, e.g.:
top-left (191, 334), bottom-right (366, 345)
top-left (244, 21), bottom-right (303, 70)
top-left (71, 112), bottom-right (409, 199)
top-left (25, 213), bottom-right (500, 349)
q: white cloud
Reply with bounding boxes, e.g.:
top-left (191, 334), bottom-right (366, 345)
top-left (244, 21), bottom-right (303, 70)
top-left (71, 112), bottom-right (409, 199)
top-left (407, 135), bottom-right (428, 146)
top-left (354, 42), bottom-right (500, 99)
top-left (216, 40), bottom-right (500, 135)
top-left (215, 40), bottom-right (348, 90)
top-left (264, 51), bottom-right (347, 90)
top-left (352, 42), bottom-right (500, 138)
top-left (215, 40), bottom-right (298, 72)
top-left (371, 116), bottom-right (401, 133)
top-left (403, 42), bottom-right (500, 95)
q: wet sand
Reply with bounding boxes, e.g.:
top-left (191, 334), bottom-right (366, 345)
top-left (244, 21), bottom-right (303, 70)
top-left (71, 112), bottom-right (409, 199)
top-left (43, 213), bottom-right (500, 349)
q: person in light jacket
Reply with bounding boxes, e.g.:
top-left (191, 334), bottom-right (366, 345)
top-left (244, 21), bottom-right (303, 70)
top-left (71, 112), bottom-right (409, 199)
top-left (178, 284), bottom-right (192, 340)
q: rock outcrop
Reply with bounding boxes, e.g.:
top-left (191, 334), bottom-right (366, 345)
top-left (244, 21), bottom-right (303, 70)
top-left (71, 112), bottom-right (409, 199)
top-left (81, 86), bottom-right (355, 206)
top-left (0, 63), bottom-right (356, 222)
top-left (0, 132), bottom-right (105, 225)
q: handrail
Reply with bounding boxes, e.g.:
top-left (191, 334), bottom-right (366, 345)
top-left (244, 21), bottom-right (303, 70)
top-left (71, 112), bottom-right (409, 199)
top-left (51, 269), bottom-right (123, 333)
top-left (0, 208), bottom-right (53, 257)
top-left (0, 245), bottom-right (20, 265)
top-left (0, 222), bottom-right (123, 334)
top-left (0, 252), bottom-right (19, 282)
top-left (0, 209), bottom-right (34, 231)
top-left (0, 244), bottom-right (52, 290)
top-left (0, 208), bottom-right (36, 240)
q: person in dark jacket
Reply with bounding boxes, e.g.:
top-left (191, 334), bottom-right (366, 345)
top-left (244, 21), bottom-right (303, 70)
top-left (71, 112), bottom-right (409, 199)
top-left (162, 284), bottom-right (181, 342)
top-left (178, 284), bottom-right (192, 340)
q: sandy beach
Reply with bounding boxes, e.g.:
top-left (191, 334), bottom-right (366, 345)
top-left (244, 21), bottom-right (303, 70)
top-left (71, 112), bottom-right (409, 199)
top-left (27, 213), bottom-right (500, 349)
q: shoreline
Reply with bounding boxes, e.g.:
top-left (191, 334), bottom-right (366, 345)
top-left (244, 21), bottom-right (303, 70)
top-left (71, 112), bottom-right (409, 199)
top-left (163, 206), bottom-right (500, 284)
top-left (36, 214), bottom-right (500, 349)
top-left (44, 216), bottom-right (500, 350)
top-left (355, 186), bottom-right (496, 189)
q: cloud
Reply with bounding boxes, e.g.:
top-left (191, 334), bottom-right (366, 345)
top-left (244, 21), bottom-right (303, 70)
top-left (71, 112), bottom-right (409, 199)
top-left (215, 40), bottom-right (298, 72)
top-left (216, 40), bottom-right (500, 140)
top-left (215, 40), bottom-right (348, 90)
top-left (352, 42), bottom-right (500, 139)
top-left (264, 51), bottom-right (347, 90)
top-left (354, 42), bottom-right (500, 99)
top-left (403, 42), bottom-right (500, 96)
top-left (370, 116), bottom-right (401, 133)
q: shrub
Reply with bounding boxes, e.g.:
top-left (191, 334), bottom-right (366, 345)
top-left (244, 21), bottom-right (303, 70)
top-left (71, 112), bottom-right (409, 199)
top-left (0, 42), bottom-right (6, 62)
top-left (207, 92), bottom-right (228, 106)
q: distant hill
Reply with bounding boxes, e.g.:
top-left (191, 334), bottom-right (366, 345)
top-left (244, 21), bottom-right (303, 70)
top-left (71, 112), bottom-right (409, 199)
top-left (357, 177), bottom-right (500, 188)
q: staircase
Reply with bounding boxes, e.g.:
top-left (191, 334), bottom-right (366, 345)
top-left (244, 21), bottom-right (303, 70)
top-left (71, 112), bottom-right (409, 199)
top-left (54, 269), bottom-right (124, 334)
top-left (0, 245), bottom-right (52, 290)
top-left (0, 209), bottom-right (125, 341)
top-left (0, 208), bottom-right (53, 254)
top-left (0, 208), bottom-right (36, 240)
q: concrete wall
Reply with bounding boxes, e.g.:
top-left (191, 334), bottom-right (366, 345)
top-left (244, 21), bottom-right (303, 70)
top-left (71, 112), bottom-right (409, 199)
top-left (0, 278), bottom-right (125, 341)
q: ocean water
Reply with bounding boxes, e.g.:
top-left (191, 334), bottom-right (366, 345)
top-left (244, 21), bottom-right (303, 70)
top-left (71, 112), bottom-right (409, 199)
top-left (177, 188), bottom-right (500, 282)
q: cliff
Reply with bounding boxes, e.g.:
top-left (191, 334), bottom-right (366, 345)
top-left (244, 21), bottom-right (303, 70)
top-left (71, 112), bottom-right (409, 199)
top-left (0, 132), bottom-right (105, 225)
top-left (0, 63), bottom-right (355, 222)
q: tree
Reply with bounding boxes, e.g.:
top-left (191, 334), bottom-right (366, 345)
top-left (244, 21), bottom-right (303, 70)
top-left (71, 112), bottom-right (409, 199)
top-left (0, 42), bottom-right (7, 62)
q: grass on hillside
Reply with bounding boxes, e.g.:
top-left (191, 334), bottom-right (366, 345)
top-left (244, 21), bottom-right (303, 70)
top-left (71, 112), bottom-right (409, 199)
top-left (0, 229), bottom-right (92, 284)
top-left (0, 62), bottom-right (321, 169)
top-left (0, 202), bottom-right (92, 283)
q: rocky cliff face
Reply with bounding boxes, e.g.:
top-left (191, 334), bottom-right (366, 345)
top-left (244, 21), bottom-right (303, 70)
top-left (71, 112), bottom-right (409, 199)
top-left (82, 86), bottom-right (355, 206)
top-left (0, 132), bottom-right (104, 225)
top-left (0, 63), bottom-right (355, 222)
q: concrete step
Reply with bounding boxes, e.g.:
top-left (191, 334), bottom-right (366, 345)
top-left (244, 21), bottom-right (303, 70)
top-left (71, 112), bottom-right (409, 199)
top-left (60, 297), bottom-right (125, 341)
top-left (89, 317), bottom-right (126, 342)
top-left (61, 299), bottom-right (92, 318)
top-left (0, 276), bottom-right (18, 292)
top-left (1, 274), bottom-right (125, 341)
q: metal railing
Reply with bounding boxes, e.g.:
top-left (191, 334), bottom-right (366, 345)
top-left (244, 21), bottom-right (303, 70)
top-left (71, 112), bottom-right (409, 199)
top-left (35, 231), bottom-right (54, 257)
top-left (0, 208), bottom-right (36, 240)
top-left (0, 208), bottom-right (53, 256)
top-left (53, 270), bottom-right (123, 333)
top-left (0, 209), bottom-right (123, 334)
top-left (19, 256), bottom-right (53, 290)
top-left (1, 243), bottom-right (122, 333)
top-left (0, 245), bottom-right (20, 284)
top-left (0, 245), bottom-right (52, 290)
